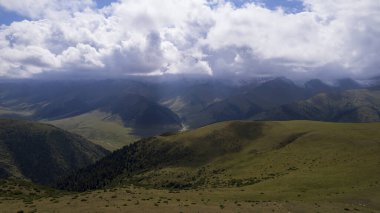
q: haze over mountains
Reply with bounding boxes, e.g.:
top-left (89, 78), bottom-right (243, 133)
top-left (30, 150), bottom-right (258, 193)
top-left (0, 77), bottom-right (378, 148)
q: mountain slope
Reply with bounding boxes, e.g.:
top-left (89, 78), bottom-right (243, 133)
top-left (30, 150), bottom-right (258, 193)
top-left (254, 89), bottom-right (380, 122)
top-left (0, 119), bottom-right (109, 185)
top-left (160, 80), bottom-right (235, 128)
top-left (242, 77), bottom-right (309, 108)
top-left (57, 120), bottom-right (380, 197)
top-left (185, 95), bottom-right (263, 127)
top-left (304, 79), bottom-right (335, 94)
top-left (176, 78), bottom-right (339, 128)
top-left (47, 111), bottom-right (138, 151)
top-left (106, 94), bottom-right (182, 136)
top-left (164, 77), bottom-right (318, 128)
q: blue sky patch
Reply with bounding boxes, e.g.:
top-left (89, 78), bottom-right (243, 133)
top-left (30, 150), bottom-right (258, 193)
top-left (0, 7), bottom-right (28, 26)
top-left (95, 0), bottom-right (117, 8)
top-left (231, 0), bottom-right (305, 12)
top-left (0, 0), bottom-right (305, 26)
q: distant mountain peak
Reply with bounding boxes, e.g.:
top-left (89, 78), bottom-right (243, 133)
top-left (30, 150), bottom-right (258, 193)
top-left (335, 78), bottom-right (361, 90)
top-left (304, 79), bottom-right (332, 91)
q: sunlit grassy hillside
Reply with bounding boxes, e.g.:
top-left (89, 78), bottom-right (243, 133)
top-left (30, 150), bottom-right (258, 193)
top-left (1, 120), bottom-right (380, 212)
top-left (51, 120), bottom-right (380, 211)
top-left (47, 111), bottom-right (139, 151)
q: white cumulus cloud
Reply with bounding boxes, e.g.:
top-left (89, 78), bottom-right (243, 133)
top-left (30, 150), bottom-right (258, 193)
top-left (0, 0), bottom-right (378, 79)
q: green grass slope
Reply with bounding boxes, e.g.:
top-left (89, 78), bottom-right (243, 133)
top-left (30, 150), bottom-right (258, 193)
top-left (0, 119), bottom-right (110, 185)
top-left (4, 178), bottom-right (380, 213)
top-left (47, 111), bottom-right (139, 151)
top-left (56, 120), bottom-right (380, 211)
top-left (0, 120), bottom-right (379, 212)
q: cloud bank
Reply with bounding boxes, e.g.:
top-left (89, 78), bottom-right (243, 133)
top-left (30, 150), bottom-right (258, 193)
top-left (0, 0), bottom-right (379, 79)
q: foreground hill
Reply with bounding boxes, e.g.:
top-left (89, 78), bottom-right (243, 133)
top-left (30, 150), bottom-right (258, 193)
top-left (0, 120), bottom-right (109, 185)
top-left (57, 118), bottom-right (380, 213)
top-left (0, 120), bottom-right (379, 212)
top-left (254, 89), bottom-right (380, 122)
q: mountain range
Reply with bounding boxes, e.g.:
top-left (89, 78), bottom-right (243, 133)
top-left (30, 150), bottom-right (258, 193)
top-left (254, 89), bottom-right (380, 122)
top-left (0, 77), bottom-right (379, 150)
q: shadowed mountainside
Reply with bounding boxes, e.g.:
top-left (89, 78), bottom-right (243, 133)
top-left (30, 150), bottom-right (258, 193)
top-left (0, 119), bottom-right (109, 185)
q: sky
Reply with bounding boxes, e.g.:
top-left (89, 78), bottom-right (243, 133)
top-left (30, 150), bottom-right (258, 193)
top-left (0, 0), bottom-right (379, 80)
